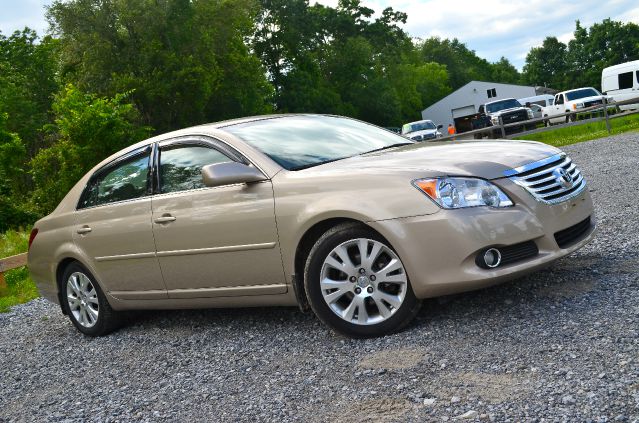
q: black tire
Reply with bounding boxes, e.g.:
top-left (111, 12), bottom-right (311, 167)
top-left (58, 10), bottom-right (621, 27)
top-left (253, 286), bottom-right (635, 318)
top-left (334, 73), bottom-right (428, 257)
top-left (303, 223), bottom-right (421, 338)
top-left (61, 262), bottom-right (121, 336)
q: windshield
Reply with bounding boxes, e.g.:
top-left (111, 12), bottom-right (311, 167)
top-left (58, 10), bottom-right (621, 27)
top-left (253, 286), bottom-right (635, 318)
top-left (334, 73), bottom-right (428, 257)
top-left (565, 88), bottom-right (600, 101)
top-left (485, 99), bottom-right (522, 113)
top-left (225, 115), bottom-right (413, 170)
top-left (401, 121), bottom-right (436, 134)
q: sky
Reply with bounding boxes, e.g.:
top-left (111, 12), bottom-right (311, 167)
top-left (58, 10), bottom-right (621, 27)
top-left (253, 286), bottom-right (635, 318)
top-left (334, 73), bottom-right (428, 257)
top-left (1, 0), bottom-right (638, 70)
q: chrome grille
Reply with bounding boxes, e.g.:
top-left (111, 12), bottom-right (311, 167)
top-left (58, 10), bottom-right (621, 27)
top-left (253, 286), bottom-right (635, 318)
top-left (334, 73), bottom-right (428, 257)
top-left (503, 153), bottom-right (586, 205)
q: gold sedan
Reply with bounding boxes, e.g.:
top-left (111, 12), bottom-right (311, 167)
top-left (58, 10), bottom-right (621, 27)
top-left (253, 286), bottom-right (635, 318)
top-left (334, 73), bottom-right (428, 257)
top-left (27, 115), bottom-right (596, 337)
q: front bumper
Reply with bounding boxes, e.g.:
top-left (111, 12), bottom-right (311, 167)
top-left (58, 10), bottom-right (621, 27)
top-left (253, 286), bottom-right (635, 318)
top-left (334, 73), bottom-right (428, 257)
top-left (369, 179), bottom-right (595, 299)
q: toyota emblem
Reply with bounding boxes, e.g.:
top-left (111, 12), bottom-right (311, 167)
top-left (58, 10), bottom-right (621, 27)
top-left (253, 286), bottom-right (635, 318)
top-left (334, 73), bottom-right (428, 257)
top-left (553, 168), bottom-right (574, 189)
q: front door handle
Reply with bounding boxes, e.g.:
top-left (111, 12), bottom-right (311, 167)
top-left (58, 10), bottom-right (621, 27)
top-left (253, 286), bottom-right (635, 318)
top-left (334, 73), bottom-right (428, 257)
top-left (154, 215), bottom-right (176, 224)
top-left (77, 226), bottom-right (92, 234)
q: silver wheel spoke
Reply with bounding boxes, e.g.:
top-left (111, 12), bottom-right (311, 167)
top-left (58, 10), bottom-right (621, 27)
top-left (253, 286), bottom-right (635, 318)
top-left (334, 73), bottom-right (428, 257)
top-left (80, 307), bottom-right (89, 326)
top-left (87, 296), bottom-right (99, 305)
top-left (71, 276), bottom-right (82, 296)
top-left (374, 291), bottom-right (402, 309)
top-left (86, 305), bottom-right (98, 321)
top-left (357, 302), bottom-right (369, 324)
top-left (376, 258), bottom-right (403, 276)
top-left (342, 297), bottom-right (361, 322)
top-left (378, 273), bottom-right (407, 284)
top-left (67, 295), bottom-right (80, 309)
top-left (333, 245), bottom-right (357, 274)
top-left (324, 288), bottom-right (348, 303)
top-left (360, 241), bottom-right (382, 270)
top-left (373, 297), bottom-right (392, 318)
top-left (324, 256), bottom-right (350, 273)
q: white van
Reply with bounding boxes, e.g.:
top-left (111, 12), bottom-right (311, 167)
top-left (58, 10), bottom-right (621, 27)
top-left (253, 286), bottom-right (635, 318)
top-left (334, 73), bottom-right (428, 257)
top-left (601, 60), bottom-right (639, 110)
top-left (518, 94), bottom-right (555, 108)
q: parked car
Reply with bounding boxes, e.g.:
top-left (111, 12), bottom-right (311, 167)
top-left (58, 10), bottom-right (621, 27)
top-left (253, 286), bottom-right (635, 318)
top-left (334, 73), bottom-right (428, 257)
top-left (479, 98), bottom-right (534, 136)
top-left (28, 115), bottom-right (596, 338)
top-left (544, 87), bottom-right (612, 125)
top-left (602, 60), bottom-right (639, 111)
top-left (518, 94), bottom-right (555, 108)
top-left (401, 119), bottom-right (443, 141)
top-left (528, 104), bottom-right (544, 119)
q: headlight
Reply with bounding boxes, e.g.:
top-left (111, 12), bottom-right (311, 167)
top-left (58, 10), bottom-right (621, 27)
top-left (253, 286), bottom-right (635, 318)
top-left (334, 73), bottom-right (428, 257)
top-left (413, 177), bottom-right (514, 209)
top-left (527, 109), bottom-right (534, 119)
top-left (574, 102), bottom-right (585, 110)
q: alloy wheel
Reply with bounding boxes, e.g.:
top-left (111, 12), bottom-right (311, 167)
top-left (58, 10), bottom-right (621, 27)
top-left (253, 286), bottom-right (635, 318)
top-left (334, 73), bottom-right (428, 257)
top-left (319, 238), bottom-right (408, 325)
top-left (66, 272), bottom-right (100, 328)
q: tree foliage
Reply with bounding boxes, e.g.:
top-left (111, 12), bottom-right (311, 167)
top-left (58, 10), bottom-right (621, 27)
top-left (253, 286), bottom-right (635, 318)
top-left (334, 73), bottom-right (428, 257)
top-left (47, 0), bottom-right (273, 133)
top-left (523, 19), bottom-right (639, 91)
top-left (30, 85), bottom-right (150, 214)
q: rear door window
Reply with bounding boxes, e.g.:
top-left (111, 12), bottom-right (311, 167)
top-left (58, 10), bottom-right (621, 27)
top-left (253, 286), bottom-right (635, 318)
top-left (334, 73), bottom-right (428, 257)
top-left (78, 148), bottom-right (151, 209)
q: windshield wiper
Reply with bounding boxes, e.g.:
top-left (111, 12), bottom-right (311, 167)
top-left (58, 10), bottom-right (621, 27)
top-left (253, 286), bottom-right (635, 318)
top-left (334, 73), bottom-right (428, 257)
top-left (361, 142), bottom-right (414, 155)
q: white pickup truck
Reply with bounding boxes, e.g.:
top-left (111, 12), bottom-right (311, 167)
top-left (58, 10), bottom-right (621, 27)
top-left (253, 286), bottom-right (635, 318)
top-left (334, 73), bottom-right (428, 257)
top-left (544, 87), bottom-right (612, 125)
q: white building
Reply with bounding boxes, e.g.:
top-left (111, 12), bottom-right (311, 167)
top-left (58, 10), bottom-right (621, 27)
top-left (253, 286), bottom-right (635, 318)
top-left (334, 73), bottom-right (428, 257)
top-left (421, 81), bottom-right (554, 132)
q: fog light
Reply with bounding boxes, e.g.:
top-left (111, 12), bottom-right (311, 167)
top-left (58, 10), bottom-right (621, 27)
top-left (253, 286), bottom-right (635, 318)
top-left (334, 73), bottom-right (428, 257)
top-left (482, 248), bottom-right (502, 268)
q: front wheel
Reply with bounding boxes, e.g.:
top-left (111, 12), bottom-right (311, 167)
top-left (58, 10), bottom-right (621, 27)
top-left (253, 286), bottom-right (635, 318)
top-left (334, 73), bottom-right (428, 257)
top-left (304, 224), bottom-right (421, 338)
top-left (61, 262), bottom-right (121, 336)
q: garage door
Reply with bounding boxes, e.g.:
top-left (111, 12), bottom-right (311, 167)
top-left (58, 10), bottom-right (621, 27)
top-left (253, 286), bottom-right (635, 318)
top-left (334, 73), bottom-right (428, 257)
top-left (452, 105), bottom-right (476, 119)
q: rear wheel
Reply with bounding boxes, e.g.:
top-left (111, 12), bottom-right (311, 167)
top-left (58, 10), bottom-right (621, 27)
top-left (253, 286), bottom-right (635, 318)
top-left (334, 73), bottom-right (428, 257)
top-left (304, 224), bottom-right (420, 338)
top-left (61, 262), bottom-right (121, 336)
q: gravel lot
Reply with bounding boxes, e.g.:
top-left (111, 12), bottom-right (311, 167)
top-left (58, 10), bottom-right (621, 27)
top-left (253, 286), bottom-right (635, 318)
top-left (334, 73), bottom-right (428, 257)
top-left (1, 133), bottom-right (638, 422)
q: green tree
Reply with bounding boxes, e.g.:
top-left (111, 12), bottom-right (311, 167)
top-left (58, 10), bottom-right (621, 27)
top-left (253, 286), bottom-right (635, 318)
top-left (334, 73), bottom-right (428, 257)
top-left (30, 85), bottom-right (150, 214)
top-left (0, 29), bottom-right (60, 157)
top-left (418, 37), bottom-right (493, 90)
top-left (566, 19), bottom-right (639, 89)
top-left (47, 0), bottom-right (272, 133)
top-left (0, 113), bottom-right (35, 231)
top-left (522, 37), bottom-right (568, 90)
top-left (490, 57), bottom-right (520, 85)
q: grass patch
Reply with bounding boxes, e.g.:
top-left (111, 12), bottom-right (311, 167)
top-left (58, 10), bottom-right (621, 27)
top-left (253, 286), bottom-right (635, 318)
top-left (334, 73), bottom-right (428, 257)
top-left (0, 229), bottom-right (39, 313)
top-left (515, 112), bottom-right (639, 147)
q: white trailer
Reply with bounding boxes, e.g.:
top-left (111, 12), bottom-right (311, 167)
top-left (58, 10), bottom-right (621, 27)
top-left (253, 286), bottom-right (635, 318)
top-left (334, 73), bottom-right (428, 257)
top-left (601, 60), bottom-right (639, 110)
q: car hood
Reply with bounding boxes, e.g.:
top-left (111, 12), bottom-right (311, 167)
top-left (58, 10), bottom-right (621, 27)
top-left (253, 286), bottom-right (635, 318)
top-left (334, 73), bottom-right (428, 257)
top-left (572, 95), bottom-right (604, 103)
top-left (406, 129), bottom-right (438, 137)
top-left (490, 107), bottom-right (526, 116)
top-left (296, 139), bottom-right (561, 180)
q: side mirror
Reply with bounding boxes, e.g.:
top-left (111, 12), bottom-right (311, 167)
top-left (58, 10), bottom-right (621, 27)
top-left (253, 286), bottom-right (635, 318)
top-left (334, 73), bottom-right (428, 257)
top-left (437, 124), bottom-right (443, 130)
top-left (201, 162), bottom-right (267, 188)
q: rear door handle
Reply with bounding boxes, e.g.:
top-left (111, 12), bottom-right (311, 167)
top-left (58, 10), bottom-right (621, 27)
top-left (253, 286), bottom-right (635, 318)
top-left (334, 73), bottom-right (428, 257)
top-left (154, 215), bottom-right (176, 224)
top-left (76, 226), bottom-right (92, 234)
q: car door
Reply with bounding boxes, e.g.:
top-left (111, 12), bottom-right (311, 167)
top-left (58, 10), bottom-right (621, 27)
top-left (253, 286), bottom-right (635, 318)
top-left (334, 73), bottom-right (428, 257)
top-left (73, 146), bottom-right (167, 300)
top-left (150, 137), bottom-right (287, 298)
top-left (551, 94), bottom-right (564, 123)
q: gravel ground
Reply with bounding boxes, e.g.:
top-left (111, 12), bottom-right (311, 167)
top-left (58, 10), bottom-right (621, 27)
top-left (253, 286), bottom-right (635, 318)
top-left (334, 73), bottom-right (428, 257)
top-left (1, 133), bottom-right (638, 423)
